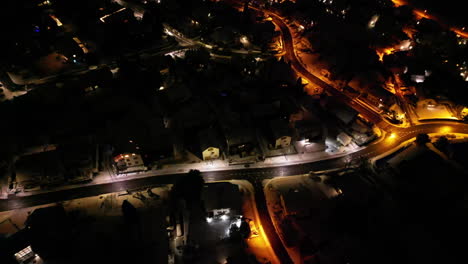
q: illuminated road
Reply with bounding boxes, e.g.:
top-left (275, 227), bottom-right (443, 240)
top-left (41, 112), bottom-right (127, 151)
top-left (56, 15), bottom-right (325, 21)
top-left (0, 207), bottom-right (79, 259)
top-left (263, 10), bottom-right (387, 126)
top-left (391, 0), bottom-right (468, 39)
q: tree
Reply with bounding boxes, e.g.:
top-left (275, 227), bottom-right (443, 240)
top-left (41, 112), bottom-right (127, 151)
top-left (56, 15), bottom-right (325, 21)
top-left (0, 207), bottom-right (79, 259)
top-left (434, 136), bottom-right (450, 154)
top-left (122, 199), bottom-right (139, 225)
top-left (26, 205), bottom-right (71, 260)
top-left (239, 219), bottom-right (251, 239)
top-left (415, 133), bottom-right (430, 146)
top-left (171, 169), bottom-right (205, 205)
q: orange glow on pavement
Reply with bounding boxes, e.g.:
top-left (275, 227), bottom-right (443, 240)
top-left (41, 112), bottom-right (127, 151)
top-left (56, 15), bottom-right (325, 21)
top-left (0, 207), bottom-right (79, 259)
top-left (453, 28), bottom-right (468, 39)
top-left (245, 220), bottom-right (280, 264)
top-left (414, 10), bottom-right (431, 20)
top-left (403, 27), bottom-right (415, 39)
top-left (391, 0), bottom-right (407, 7)
top-left (377, 48), bottom-right (396, 61)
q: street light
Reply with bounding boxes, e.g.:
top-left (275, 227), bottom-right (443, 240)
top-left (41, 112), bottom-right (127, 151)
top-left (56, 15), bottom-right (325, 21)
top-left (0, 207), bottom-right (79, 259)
top-left (240, 36), bottom-right (249, 45)
top-left (440, 126), bottom-right (451, 134)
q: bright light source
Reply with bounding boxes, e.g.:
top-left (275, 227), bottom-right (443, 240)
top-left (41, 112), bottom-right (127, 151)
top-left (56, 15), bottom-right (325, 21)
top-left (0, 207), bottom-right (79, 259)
top-left (388, 133), bottom-right (397, 139)
top-left (221, 215), bottom-right (228, 221)
top-left (49, 14), bottom-right (63, 26)
top-left (440, 126), bottom-right (451, 133)
top-left (235, 219), bottom-right (242, 228)
top-left (240, 36), bottom-right (249, 45)
top-left (159, 86), bottom-right (165, 91)
top-left (368, 15), bottom-right (380, 29)
top-left (100, 7), bottom-right (126, 23)
top-left (206, 217), bottom-right (213, 223)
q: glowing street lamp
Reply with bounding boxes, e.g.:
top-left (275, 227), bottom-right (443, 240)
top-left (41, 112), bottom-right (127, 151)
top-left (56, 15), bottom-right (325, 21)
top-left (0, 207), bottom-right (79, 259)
top-left (440, 126), bottom-right (451, 134)
top-left (240, 36), bottom-right (249, 45)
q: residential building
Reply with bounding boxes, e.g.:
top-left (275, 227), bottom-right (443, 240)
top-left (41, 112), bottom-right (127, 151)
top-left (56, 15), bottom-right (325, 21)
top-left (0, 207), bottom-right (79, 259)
top-left (217, 106), bottom-right (258, 159)
top-left (226, 128), bottom-right (257, 157)
top-left (268, 119), bottom-right (293, 149)
top-left (0, 229), bottom-right (35, 264)
top-left (198, 129), bottom-right (223, 161)
top-left (293, 119), bottom-right (323, 143)
top-left (364, 86), bottom-right (396, 107)
top-left (328, 102), bottom-right (358, 125)
top-left (337, 132), bottom-right (353, 146)
top-left (113, 153), bottom-right (146, 173)
top-left (13, 142), bottom-right (98, 191)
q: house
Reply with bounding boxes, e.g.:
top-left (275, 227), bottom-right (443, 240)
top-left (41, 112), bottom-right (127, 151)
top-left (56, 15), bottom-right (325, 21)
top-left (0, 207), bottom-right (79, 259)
top-left (226, 128), bottom-right (256, 157)
top-left (268, 119), bottom-right (293, 149)
top-left (294, 119), bottom-right (323, 143)
top-left (0, 229), bottom-right (32, 264)
top-left (202, 182), bottom-right (242, 219)
top-left (198, 129), bottom-right (223, 161)
top-left (365, 86), bottom-right (396, 107)
top-left (113, 153), bottom-right (146, 173)
top-left (328, 102), bottom-right (358, 125)
top-left (337, 132), bottom-right (353, 146)
top-left (218, 106), bottom-right (257, 158)
top-left (26, 206), bottom-right (70, 261)
top-left (13, 142), bottom-right (97, 190)
top-left (146, 117), bottom-right (175, 160)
